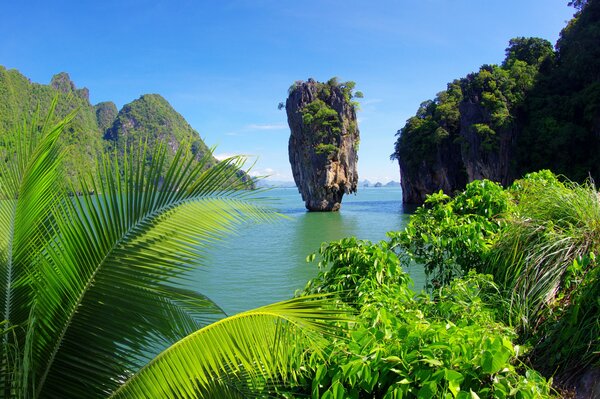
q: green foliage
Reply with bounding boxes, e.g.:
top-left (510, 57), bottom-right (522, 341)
top-left (503, 37), bottom-right (554, 68)
top-left (391, 81), bottom-right (463, 169)
top-left (314, 143), bottom-right (338, 156)
top-left (0, 108), bottom-right (347, 398)
top-left (397, 170), bottom-right (600, 382)
top-left (0, 67), bottom-right (103, 187)
top-left (94, 101), bottom-right (118, 132)
top-left (296, 77), bottom-right (362, 158)
top-left (0, 67), bottom-right (224, 193)
top-left (390, 179), bottom-right (510, 287)
top-left (302, 237), bottom-right (408, 306)
top-left (301, 99), bottom-right (342, 137)
top-left (486, 172), bottom-right (600, 375)
top-left (290, 238), bottom-right (555, 398)
top-left (391, 4), bottom-right (600, 190)
top-left (472, 123), bottom-right (497, 152)
top-left (517, 0), bottom-right (600, 182)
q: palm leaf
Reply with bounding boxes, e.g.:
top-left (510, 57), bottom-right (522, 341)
top-left (0, 100), bottom-right (75, 397)
top-left (29, 141), bottom-right (280, 397)
top-left (109, 295), bottom-right (348, 399)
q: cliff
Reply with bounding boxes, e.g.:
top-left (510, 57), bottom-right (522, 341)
top-left (105, 94), bottom-right (214, 173)
top-left (0, 67), bottom-right (103, 183)
top-left (286, 78), bottom-right (361, 211)
top-left (392, 0), bottom-right (600, 203)
top-left (0, 67), bottom-right (223, 187)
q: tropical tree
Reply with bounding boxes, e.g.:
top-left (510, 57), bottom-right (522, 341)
top-left (0, 103), bottom-right (346, 398)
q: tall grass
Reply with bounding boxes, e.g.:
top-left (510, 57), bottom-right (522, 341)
top-left (485, 172), bottom-right (600, 376)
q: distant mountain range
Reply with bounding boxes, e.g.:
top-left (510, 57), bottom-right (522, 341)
top-left (359, 180), bottom-right (400, 188)
top-left (256, 179), bottom-right (401, 188)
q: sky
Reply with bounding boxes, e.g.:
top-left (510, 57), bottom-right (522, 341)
top-left (0, 1), bottom-right (575, 183)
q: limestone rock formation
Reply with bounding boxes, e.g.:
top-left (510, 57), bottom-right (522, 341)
top-left (94, 101), bottom-right (118, 133)
top-left (393, 1), bottom-right (600, 203)
top-left (286, 78), bottom-right (360, 211)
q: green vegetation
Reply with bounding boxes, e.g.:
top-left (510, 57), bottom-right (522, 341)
top-left (389, 179), bottom-right (510, 287)
top-left (388, 170), bottom-right (600, 388)
top-left (391, 81), bottom-right (463, 169)
top-left (297, 78), bottom-right (362, 157)
top-left (517, 0), bottom-right (600, 181)
top-left (301, 99), bottom-right (342, 137)
top-left (263, 169), bottom-right (597, 397)
top-left (392, 38), bottom-right (549, 169)
top-left (0, 106), bottom-right (346, 398)
top-left (105, 94), bottom-right (214, 174)
top-left (315, 143), bottom-right (338, 155)
top-left (392, 0), bottom-right (600, 192)
top-left (0, 67), bottom-right (103, 185)
top-left (0, 67), bottom-right (223, 191)
top-left (283, 238), bottom-right (555, 398)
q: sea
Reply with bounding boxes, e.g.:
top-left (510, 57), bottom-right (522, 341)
top-left (190, 186), bottom-right (425, 315)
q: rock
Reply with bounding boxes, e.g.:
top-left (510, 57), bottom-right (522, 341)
top-left (50, 72), bottom-right (76, 93)
top-left (573, 368), bottom-right (600, 399)
top-left (286, 78), bottom-right (360, 211)
top-left (458, 73), bottom-right (516, 187)
top-left (95, 101), bottom-right (118, 133)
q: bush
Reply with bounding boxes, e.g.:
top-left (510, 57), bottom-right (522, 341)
top-left (287, 239), bottom-right (556, 398)
top-left (390, 179), bottom-right (509, 287)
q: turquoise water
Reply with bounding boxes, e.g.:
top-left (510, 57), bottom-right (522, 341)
top-left (191, 187), bottom-right (424, 315)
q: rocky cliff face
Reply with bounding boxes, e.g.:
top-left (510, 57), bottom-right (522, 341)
top-left (459, 83), bottom-right (517, 186)
top-left (394, 2), bottom-right (600, 203)
top-left (397, 134), bottom-right (466, 204)
top-left (286, 78), bottom-right (360, 211)
top-left (0, 67), bottom-right (222, 187)
top-left (95, 101), bottom-right (118, 133)
top-left (393, 40), bottom-right (552, 203)
top-left (396, 78), bottom-right (519, 204)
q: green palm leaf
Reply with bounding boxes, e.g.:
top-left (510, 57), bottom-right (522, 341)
top-left (29, 143), bottom-right (281, 397)
top-left (0, 100), bottom-right (75, 396)
top-left (110, 295), bottom-right (346, 399)
top-left (0, 107), bottom-right (348, 399)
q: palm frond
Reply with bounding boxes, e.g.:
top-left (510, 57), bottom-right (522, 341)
top-left (109, 295), bottom-right (349, 399)
top-left (30, 142), bottom-right (279, 397)
top-left (0, 100), bottom-right (74, 397)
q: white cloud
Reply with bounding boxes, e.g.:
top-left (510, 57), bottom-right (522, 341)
top-left (214, 152), bottom-right (240, 161)
top-left (247, 167), bottom-right (293, 181)
top-left (246, 123), bottom-right (287, 131)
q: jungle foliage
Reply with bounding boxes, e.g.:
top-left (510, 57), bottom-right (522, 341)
top-left (0, 68), bottom-right (220, 190)
top-left (391, 170), bottom-right (600, 386)
top-left (283, 238), bottom-right (556, 398)
top-left (392, 0), bottom-right (600, 188)
top-left (297, 78), bottom-right (362, 157)
top-left (280, 169), bottom-right (598, 397)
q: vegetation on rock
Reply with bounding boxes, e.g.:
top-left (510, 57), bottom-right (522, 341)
top-left (0, 67), bottom-right (225, 191)
top-left (286, 78), bottom-right (361, 211)
top-left (392, 0), bottom-right (600, 202)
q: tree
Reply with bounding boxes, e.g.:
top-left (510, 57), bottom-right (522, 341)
top-left (0, 102), bottom-right (346, 398)
top-left (503, 37), bottom-right (554, 68)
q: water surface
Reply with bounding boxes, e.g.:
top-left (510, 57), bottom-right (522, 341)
top-left (191, 187), bottom-right (424, 314)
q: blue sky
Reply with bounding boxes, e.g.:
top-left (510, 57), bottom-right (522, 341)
top-left (1, 1), bottom-right (575, 183)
